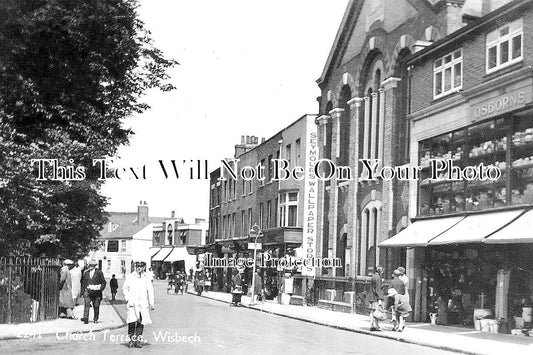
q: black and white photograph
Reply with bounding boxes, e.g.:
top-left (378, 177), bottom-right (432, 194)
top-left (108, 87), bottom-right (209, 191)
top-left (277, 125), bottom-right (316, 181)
top-left (2, 0), bottom-right (533, 354)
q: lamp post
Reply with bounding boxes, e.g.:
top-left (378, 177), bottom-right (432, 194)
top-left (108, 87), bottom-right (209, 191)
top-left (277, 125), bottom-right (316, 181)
top-left (249, 223), bottom-right (261, 306)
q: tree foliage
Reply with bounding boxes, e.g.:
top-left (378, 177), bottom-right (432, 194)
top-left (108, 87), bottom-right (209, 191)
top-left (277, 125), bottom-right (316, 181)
top-left (0, 0), bottom-right (177, 258)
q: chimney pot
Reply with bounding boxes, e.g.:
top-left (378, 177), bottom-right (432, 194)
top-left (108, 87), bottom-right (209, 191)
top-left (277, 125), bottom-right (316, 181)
top-left (171, 210), bottom-right (175, 218)
top-left (241, 135), bottom-right (245, 144)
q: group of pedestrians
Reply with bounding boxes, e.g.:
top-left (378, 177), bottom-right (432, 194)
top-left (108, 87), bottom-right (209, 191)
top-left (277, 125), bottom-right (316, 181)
top-left (368, 266), bottom-right (412, 332)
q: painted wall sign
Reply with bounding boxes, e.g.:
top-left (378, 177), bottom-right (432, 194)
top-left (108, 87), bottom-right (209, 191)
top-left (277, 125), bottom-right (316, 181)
top-left (471, 86), bottom-right (532, 120)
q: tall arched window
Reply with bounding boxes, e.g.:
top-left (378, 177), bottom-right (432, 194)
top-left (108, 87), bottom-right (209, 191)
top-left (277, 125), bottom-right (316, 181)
top-left (360, 200), bottom-right (382, 275)
top-left (362, 60), bottom-right (384, 164)
top-left (339, 86), bottom-right (352, 166)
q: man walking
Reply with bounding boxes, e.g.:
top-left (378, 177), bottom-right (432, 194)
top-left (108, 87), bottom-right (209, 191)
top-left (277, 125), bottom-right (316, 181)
top-left (368, 266), bottom-right (385, 331)
top-left (123, 261), bottom-right (154, 348)
top-left (110, 274), bottom-right (118, 301)
top-left (59, 259), bottom-right (76, 319)
top-left (81, 259), bottom-right (106, 324)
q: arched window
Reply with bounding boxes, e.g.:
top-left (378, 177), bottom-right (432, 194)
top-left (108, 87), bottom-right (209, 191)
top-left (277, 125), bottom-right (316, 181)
top-left (339, 86), bottom-right (352, 166)
top-left (360, 200), bottom-right (382, 275)
top-left (362, 60), bottom-right (384, 164)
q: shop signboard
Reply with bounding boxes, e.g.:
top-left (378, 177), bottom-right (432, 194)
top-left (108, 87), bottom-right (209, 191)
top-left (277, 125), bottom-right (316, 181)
top-left (247, 242), bottom-right (262, 250)
top-left (471, 86), bottom-right (532, 121)
top-left (302, 115), bottom-right (318, 276)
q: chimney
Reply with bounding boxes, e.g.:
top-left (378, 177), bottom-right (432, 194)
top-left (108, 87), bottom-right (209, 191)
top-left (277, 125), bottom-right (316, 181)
top-left (261, 137), bottom-right (265, 143)
top-left (241, 135), bottom-right (245, 144)
top-left (171, 210), bottom-right (175, 219)
top-left (137, 201), bottom-right (149, 225)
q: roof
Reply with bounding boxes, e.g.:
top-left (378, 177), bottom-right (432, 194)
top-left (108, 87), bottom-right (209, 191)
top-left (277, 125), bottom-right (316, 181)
top-left (407, 0), bottom-right (530, 65)
top-left (98, 212), bottom-right (168, 240)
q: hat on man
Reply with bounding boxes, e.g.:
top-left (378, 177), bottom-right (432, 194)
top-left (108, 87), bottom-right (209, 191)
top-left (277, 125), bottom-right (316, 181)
top-left (134, 261), bottom-right (146, 267)
top-left (397, 267), bottom-right (406, 274)
top-left (387, 288), bottom-right (398, 297)
top-left (63, 259), bottom-right (74, 265)
top-left (88, 259), bottom-right (98, 266)
top-left (393, 269), bottom-right (401, 276)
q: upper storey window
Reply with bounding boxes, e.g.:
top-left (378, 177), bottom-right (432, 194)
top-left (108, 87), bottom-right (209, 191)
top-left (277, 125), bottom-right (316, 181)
top-left (434, 50), bottom-right (462, 99)
top-left (486, 18), bottom-right (523, 74)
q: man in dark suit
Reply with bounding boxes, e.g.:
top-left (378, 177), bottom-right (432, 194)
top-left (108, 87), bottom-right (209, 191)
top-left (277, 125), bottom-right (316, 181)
top-left (80, 259), bottom-right (107, 324)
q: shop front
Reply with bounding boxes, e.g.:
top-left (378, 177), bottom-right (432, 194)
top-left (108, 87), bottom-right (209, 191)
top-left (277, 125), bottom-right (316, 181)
top-left (382, 208), bottom-right (533, 333)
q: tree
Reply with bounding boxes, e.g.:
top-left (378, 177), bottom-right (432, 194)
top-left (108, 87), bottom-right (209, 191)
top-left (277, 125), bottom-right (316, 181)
top-left (0, 0), bottom-right (177, 258)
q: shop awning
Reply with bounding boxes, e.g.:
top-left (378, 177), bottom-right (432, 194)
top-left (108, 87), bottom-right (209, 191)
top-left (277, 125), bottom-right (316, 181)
top-left (163, 247), bottom-right (190, 262)
top-left (379, 216), bottom-right (465, 248)
top-left (150, 247), bottom-right (162, 257)
top-left (484, 209), bottom-right (533, 244)
top-left (151, 247), bottom-right (173, 261)
top-left (428, 209), bottom-right (525, 245)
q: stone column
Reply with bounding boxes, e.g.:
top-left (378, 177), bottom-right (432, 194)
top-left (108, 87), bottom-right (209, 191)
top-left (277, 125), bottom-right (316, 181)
top-left (347, 97), bottom-right (363, 277)
top-left (363, 97), bottom-right (370, 159)
top-left (380, 77), bottom-right (402, 274)
top-left (316, 115), bottom-right (329, 273)
top-left (329, 108), bottom-right (343, 277)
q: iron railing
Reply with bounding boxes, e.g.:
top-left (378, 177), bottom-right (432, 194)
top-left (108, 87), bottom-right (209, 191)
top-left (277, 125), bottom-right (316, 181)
top-left (0, 257), bottom-right (61, 324)
top-left (293, 275), bottom-right (391, 314)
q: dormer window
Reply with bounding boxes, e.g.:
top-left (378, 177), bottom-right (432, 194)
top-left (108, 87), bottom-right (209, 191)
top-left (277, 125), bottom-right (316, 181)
top-left (486, 18), bottom-right (522, 74)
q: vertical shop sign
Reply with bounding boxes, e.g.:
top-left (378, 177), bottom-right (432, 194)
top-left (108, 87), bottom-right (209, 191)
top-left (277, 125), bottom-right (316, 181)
top-left (302, 116), bottom-right (318, 276)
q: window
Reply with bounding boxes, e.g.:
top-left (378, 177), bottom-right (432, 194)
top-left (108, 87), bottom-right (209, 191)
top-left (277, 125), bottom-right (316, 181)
top-left (278, 192), bottom-right (298, 227)
top-left (267, 200), bottom-right (272, 228)
top-left (120, 260), bottom-right (126, 273)
top-left (259, 203), bottom-right (264, 229)
top-left (167, 223), bottom-right (174, 245)
top-left (241, 211), bottom-right (246, 237)
top-left (232, 213), bottom-right (236, 238)
top-left (434, 49), bottom-right (462, 99)
top-left (248, 208), bottom-right (253, 231)
top-left (486, 18), bottom-right (522, 73)
top-left (179, 230), bottom-right (187, 244)
top-left (260, 159), bottom-right (265, 186)
top-left (248, 179), bottom-right (252, 194)
top-left (222, 215), bottom-right (227, 238)
top-left (267, 154), bottom-right (273, 182)
top-left (242, 177), bottom-right (246, 195)
top-left (121, 240), bottom-right (126, 253)
top-left (286, 144), bottom-right (292, 168)
top-left (107, 240), bottom-right (119, 252)
top-left (295, 139), bottom-right (301, 167)
top-left (360, 201), bottom-right (382, 275)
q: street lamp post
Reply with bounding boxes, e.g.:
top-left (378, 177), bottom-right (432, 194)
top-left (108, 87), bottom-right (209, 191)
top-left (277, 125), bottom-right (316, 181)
top-left (249, 223), bottom-right (261, 306)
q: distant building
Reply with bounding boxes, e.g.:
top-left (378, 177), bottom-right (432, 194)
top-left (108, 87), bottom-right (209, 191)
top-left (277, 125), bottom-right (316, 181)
top-left (90, 201), bottom-right (165, 278)
top-left (150, 215), bottom-right (208, 279)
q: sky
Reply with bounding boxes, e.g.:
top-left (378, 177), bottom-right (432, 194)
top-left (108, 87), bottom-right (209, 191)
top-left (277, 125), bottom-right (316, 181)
top-left (100, 0), bottom-right (350, 222)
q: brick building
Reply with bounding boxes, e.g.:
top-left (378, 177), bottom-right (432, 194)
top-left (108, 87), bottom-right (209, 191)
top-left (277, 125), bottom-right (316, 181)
top-left (150, 214), bottom-right (207, 279)
top-left (382, 0), bottom-right (533, 329)
top-left (315, 0), bottom-right (468, 283)
top-left (207, 115), bottom-right (318, 297)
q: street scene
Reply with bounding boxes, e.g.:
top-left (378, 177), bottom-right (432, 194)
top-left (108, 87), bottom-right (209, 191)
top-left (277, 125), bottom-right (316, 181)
top-left (3, 0), bottom-right (533, 354)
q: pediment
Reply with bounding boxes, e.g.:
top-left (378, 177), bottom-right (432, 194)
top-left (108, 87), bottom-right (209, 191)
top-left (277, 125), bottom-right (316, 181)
top-left (339, 0), bottom-right (417, 66)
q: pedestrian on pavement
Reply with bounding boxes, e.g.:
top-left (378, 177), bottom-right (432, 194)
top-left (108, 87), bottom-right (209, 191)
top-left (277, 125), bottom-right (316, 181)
top-left (230, 268), bottom-right (243, 306)
top-left (397, 266), bottom-right (411, 308)
top-left (80, 259), bottom-right (107, 324)
top-left (70, 261), bottom-right (82, 306)
top-left (368, 266), bottom-right (385, 331)
top-left (387, 288), bottom-right (412, 332)
top-left (59, 259), bottom-right (76, 319)
top-left (110, 274), bottom-right (118, 301)
top-left (123, 261), bottom-right (155, 348)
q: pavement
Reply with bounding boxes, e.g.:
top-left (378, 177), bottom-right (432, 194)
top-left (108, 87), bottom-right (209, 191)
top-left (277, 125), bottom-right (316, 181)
top-left (0, 301), bottom-right (124, 341)
top-left (188, 286), bottom-right (533, 355)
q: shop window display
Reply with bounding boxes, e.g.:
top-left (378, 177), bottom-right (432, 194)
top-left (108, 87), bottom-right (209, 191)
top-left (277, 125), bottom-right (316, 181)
top-left (419, 114), bottom-right (533, 216)
top-left (426, 246), bottom-right (502, 327)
